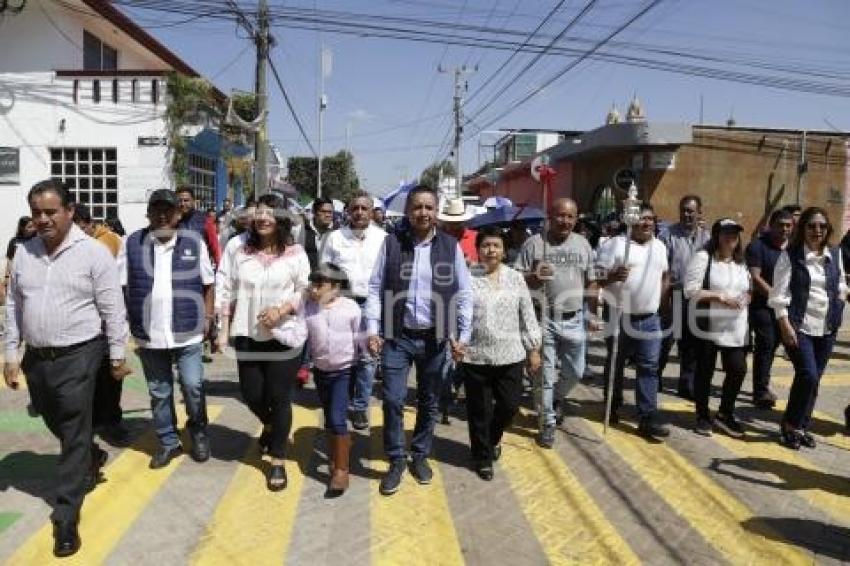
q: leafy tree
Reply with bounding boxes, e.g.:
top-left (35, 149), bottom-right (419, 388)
top-left (287, 151), bottom-right (360, 201)
top-left (420, 159), bottom-right (456, 189)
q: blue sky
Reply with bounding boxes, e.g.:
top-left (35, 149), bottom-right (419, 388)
top-left (126, 0), bottom-right (849, 196)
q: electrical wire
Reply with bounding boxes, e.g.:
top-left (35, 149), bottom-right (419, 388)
top-left (468, 0), bottom-right (666, 135)
top-left (268, 56), bottom-right (318, 157)
top-left (464, 0), bottom-right (599, 126)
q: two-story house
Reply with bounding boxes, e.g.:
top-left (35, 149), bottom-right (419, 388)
top-left (0, 0), bottom-right (238, 241)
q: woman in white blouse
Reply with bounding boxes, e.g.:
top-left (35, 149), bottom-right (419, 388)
top-left (216, 194), bottom-right (310, 490)
top-left (684, 218), bottom-right (751, 438)
top-left (769, 207), bottom-right (847, 450)
top-left (460, 226), bottom-right (542, 481)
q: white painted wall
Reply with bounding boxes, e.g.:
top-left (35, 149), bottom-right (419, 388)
top-left (0, 0), bottom-right (180, 260)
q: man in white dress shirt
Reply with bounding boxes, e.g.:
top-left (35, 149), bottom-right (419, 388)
top-left (321, 191), bottom-right (387, 429)
top-left (120, 190), bottom-right (215, 470)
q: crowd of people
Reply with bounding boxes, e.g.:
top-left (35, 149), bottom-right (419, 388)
top-left (3, 178), bottom-right (849, 557)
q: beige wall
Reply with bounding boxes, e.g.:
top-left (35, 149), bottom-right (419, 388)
top-left (648, 128), bottom-right (847, 238)
top-left (476, 127), bottom-right (849, 238)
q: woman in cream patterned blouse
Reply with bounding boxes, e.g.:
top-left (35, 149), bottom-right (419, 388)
top-left (461, 226), bottom-right (542, 481)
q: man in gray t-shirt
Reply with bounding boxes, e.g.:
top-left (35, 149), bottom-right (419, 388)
top-left (515, 198), bottom-right (597, 448)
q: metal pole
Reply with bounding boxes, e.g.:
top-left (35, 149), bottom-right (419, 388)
top-left (454, 68), bottom-right (462, 199)
top-left (439, 64), bottom-right (476, 198)
top-left (317, 50), bottom-right (325, 199)
top-left (603, 182), bottom-right (640, 436)
top-left (254, 0), bottom-right (269, 196)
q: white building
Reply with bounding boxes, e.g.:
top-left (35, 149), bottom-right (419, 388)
top-left (0, 0), bottom-right (227, 241)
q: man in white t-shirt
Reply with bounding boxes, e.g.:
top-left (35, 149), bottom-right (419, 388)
top-left (596, 203), bottom-right (671, 441)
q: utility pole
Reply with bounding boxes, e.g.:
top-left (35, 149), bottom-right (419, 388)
top-left (254, 0), bottom-right (270, 196)
top-left (317, 45), bottom-right (330, 198)
top-left (439, 64), bottom-right (477, 198)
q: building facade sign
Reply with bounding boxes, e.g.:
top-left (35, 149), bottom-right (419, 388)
top-left (0, 147), bottom-right (19, 184)
top-left (649, 151), bottom-right (676, 170)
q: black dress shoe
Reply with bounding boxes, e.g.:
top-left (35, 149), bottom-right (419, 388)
top-left (53, 520), bottom-right (80, 557)
top-left (475, 462), bottom-right (494, 481)
top-left (149, 445), bottom-right (182, 469)
top-left (190, 432), bottom-right (210, 462)
top-left (780, 428), bottom-right (802, 450)
top-left (267, 464), bottom-right (287, 491)
top-left (638, 418), bottom-right (670, 442)
top-left (800, 431), bottom-right (817, 449)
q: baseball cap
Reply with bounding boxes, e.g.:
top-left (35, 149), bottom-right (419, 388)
top-left (148, 189), bottom-right (178, 207)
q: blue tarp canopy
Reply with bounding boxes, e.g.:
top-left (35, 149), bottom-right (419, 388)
top-left (467, 205), bottom-right (545, 229)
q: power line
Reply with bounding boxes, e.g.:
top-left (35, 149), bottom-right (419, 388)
top-left (268, 56), bottom-right (318, 157)
top-left (470, 0), bottom-right (666, 135)
top-left (465, 0), bottom-right (569, 106)
top-left (464, 0), bottom-right (599, 127)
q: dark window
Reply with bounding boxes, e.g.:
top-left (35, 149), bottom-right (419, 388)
top-left (152, 80), bottom-right (159, 104)
top-left (83, 30), bottom-right (100, 70)
top-left (102, 44), bottom-right (118, 71)
top-left (92, 80), bottom-right (100, 103)
top-left (112, 79), bottom-right (118, 103)
top-left (73, 80), bottom-right (79, 104)
top-left (83, 30), bottom-right (118, 71)
top-left (131, 79), bottom-right (139, 102)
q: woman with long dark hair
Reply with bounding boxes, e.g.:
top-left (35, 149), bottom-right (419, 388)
top-left (216, 194), bottom-right (310, 489)
top-left (770, 207), bottom-right (847, 449)
top-left (684, 218), bottom-right (752, 438)
top-left (6, 216), bottom-right (35, 261)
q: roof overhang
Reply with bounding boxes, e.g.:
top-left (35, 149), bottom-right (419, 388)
top-left (547, 121), bottom-right (692, 162)
top-left (78, 0), bottom-right (225, 100)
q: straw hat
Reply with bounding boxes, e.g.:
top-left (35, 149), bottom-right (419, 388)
top-left (437, 198), bottom-right (473, 223)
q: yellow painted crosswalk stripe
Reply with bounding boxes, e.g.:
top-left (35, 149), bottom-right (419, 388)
top-left (500, 409), bottom-right (639, 565)
top-left (774, 357), bottom-right (850, 369)
top-left (772, 372), bottom-right (850, 388)
top-left (582, 415), bottom-right (809, 565)
top-left (664, 402), bottom-right (850, 528)
top-left (7, 405), bottom-right (224, 566)
top-left (190, 405), bottom-right (320, 566)
top-left (369, 406), bottom-right (464, 566)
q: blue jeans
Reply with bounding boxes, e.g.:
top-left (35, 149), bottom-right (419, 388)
top-left (540, 311), bottom-right (586, 427)
top-left (138, 343), bottom-right (207, 449)
top-left (350, 303), bottom-right (377, 412)
top-left (381, 331), bottom-right (447, 461)
top-left (784, 331), bottom-right (836, 429)
top-left (604, 313), bottom-right (663, 419)
top-left (315, 368), bottom-right (352, 434)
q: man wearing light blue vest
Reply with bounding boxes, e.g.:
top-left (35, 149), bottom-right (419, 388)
top-left (120, 189), bottom-right (215, 469)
